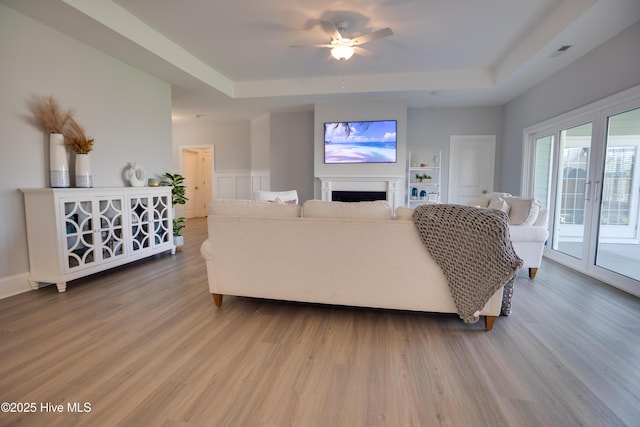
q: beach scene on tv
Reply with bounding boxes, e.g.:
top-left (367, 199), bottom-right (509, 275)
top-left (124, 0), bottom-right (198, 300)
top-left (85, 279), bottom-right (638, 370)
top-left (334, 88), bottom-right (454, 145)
top-left (324, 120), bottom-right (397, 163)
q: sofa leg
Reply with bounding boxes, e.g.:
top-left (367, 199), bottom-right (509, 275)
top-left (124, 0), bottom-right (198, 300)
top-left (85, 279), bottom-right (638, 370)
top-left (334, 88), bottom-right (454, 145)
top-left (212, 293), bottom-right (223, 307)
top-left (529, 268), bottom-right (538, 279)
top-left (484, 316), bottom-right (496, 331)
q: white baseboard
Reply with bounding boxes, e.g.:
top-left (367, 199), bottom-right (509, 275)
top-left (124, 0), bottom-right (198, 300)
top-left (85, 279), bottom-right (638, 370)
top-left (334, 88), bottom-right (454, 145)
top-left (0, 273), bottom-right (32, 299)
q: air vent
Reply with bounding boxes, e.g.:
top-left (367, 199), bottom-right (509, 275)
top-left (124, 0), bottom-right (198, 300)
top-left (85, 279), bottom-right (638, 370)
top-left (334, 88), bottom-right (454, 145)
top-left (550, 45), bottom-right (573, 57)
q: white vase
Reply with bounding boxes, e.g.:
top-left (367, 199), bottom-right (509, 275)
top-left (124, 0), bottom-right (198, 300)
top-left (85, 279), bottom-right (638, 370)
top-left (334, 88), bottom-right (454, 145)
top-left (49, 133), bottom-right (70, 188)
top-left (75, 153), bottom-right (93, 188)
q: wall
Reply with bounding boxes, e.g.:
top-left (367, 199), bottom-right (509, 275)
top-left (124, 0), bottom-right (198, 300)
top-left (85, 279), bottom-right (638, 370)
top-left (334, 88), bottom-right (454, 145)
top-left (269, 111), bottom-right (315, 203)
top-left (501, 21), bottom-right (640, 195)
top-left (0, 5), bottom-right (173, 297)
top-left (407, 106), bottom-right (503, 201)
top-left (251, 114), bottom-right (269, 171)
top-left (314, 99), bottom-right (407, 187)
top-left (172, 118), bottom-right (250, 172)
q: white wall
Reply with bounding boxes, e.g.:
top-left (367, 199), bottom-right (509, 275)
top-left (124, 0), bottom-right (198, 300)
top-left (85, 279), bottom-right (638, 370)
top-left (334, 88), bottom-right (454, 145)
top-left (501, 21), bottom-right (640, 195)
top-left (407, 106), bottom-right (503, 201)
top-left (0, 5), bottom-right (173, 297)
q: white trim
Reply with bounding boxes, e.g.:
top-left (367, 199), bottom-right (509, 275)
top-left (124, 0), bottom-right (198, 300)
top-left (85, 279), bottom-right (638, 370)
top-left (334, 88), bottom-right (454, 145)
top-left (0, 273), bottom-right (32, 300)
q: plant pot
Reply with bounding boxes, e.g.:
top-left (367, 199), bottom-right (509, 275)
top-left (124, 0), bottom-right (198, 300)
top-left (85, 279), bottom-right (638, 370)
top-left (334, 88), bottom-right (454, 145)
top-left (173, 235), bottom-right (184, 247)
top-left (49, 133), bottom-right (70, 188)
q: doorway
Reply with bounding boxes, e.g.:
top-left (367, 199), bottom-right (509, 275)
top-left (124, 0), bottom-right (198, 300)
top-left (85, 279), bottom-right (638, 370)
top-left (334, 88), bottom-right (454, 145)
top-left (181, 147), bottom-right (214, 218)
top-left (524, 96), bottom-right (640, 296)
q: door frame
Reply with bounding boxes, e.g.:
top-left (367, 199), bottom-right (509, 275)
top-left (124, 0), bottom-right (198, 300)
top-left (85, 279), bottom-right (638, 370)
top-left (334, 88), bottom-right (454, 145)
top-left (522, 85), bottom-right (640, 297)
top-left (179, 144), bottom-right (215, 218)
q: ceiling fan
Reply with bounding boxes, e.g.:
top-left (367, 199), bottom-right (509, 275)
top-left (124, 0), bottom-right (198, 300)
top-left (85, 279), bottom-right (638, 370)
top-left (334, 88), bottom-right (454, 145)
top-left (290, 20), bottom-right (393, 61)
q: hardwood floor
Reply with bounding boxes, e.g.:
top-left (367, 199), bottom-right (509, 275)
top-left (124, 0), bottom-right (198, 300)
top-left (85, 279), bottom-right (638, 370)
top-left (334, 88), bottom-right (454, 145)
top-left (1, 217), bottom-right (639, 426)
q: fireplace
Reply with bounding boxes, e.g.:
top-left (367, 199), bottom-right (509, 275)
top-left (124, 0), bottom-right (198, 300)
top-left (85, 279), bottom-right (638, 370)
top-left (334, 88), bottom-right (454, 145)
top-left (317, 176), bottom-right (402, 210)
top-left (331, 191), bottom-right (387, 202)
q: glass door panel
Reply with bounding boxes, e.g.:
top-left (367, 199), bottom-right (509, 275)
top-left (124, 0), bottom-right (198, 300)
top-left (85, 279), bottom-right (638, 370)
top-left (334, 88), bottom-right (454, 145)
top-left (595, 108), bottom-right (640, 281)
top-left (552, 123), bottom-right (593, 259)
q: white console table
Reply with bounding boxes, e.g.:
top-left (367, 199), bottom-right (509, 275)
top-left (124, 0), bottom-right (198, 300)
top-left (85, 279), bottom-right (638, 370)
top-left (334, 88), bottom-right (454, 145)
top-left (21, 187), bottom-right (175, 292)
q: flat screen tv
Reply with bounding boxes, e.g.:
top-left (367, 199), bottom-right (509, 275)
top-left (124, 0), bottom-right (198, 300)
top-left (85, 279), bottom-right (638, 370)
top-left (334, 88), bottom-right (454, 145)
top-left (324, 120), bottom-right (397, 164)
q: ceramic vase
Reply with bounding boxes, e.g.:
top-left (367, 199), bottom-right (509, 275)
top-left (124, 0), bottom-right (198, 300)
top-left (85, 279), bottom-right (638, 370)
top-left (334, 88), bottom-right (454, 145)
top-left (124, 162), bottom-right (147, 187)
top-left (49, 133), bottom-right (70, 188)
top-left (75, 153), bottom-right (93, 188)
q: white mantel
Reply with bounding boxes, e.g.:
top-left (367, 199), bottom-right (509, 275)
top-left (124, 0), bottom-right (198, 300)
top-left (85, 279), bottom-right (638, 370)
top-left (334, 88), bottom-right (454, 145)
top-left (317, 176), bottom-right (403, 210)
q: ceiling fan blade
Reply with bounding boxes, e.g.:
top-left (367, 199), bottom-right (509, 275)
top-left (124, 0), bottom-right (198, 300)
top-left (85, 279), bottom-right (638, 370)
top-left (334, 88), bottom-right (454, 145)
top-left (289, 43), bottom-right (333, 48)
top-left (320, 20), bottom-right (342, 40)
top-left (352, 27), bottom-right (393, 45)
top-left (353, 46), bottom-right (379, 58)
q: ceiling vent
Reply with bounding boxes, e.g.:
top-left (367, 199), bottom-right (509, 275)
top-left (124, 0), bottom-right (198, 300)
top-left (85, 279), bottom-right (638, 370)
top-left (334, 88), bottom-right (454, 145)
top-left (550, 45), bottom-right (573, 58)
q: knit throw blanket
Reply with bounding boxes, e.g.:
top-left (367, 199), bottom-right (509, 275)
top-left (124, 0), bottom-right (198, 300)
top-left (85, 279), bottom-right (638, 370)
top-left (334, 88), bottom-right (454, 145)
top-left (413, 204), bottom-right (523, 323)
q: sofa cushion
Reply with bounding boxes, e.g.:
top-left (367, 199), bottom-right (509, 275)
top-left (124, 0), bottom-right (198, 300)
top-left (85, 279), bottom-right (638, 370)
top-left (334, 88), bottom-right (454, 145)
top-left (394, 206), bottom-right (415, 220)
top-left (255, 190), bottom-right (298, 205)
top-left (488, 195), bottom-right (511, 215)
top-left (468, 192), bottom-right (512, 208)
top-left (208, 199), bottom-right (301, 218)
top-left (302, 200), bottom-right (392, 219)
top-left (505, 197), bottom-right (541, 226)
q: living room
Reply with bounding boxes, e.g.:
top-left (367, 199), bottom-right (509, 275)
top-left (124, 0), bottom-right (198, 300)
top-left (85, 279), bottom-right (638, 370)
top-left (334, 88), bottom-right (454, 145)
top-left (1, 1), bottom-right (640, 424)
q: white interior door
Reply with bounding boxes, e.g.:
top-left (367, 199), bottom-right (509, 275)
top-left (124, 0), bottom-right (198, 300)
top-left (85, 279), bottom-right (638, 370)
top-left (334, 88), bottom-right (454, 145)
top-left (448, 135), bottom-right (495, 204)
top-left (182, 149), bottom-right (198, 219)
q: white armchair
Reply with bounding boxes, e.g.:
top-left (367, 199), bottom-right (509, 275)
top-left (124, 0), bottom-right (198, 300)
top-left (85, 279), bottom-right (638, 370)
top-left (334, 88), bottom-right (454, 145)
top-left (254, 190), bottom-right (299, 205)
top-left (468, 193), bottom-right (549, 279)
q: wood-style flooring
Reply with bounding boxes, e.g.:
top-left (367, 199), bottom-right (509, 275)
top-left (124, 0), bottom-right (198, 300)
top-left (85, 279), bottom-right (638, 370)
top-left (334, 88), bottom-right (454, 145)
top-left (1, 217), bottom-right (639, 426)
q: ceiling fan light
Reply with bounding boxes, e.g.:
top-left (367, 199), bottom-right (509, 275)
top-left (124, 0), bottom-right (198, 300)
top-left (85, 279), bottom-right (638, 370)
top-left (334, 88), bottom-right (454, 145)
top-left (331, 45), bottom-right (355, 60)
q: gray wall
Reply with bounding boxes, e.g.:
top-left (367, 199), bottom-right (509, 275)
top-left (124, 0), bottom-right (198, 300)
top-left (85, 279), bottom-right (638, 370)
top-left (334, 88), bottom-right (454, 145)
top-left (0, 5), bottom-right (172, 294)
top-left (501, 21), bottom-right (640, 195)
top-left (407, 106), bottom-right (503, 201)
top-left (269, 111), bottom-right (314, 203)
top-left (172, 119), bottom-right (251, 172)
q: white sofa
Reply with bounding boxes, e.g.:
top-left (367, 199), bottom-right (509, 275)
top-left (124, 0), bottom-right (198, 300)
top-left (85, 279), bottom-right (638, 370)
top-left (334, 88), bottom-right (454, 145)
top-left (467, 193), bottom-right (549, 278)
top-left (200, 199), bottom-right (509, 330)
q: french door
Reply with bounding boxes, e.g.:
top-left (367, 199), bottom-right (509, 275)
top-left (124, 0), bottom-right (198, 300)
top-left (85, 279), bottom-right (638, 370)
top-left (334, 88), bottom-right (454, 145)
top-left (525, 95), bottom-right (640, 296)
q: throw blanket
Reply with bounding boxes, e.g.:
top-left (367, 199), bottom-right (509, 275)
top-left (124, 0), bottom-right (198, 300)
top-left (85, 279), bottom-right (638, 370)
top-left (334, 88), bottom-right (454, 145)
top-left (413, 204), bottom-right (523, 323)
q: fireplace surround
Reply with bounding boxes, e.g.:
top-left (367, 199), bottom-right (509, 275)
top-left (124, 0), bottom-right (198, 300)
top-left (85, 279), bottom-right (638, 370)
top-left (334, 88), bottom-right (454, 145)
top-left (317, 176), bottom-right (402, 210)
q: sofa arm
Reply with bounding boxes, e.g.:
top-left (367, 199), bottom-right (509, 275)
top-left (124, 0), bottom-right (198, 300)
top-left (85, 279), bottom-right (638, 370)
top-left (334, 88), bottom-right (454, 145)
top-left (200, 239), bottom-right (213, 260)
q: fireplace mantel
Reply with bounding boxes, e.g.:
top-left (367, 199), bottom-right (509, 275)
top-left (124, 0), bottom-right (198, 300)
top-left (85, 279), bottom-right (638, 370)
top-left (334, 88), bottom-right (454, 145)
top-left (317, 176), bottom-right (402, 210)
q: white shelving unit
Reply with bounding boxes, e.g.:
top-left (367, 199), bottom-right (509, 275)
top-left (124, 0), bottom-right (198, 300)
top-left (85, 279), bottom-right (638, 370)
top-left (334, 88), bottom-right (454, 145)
top-left (21, 187), bottom-right (175, 292)
top-left (407, 151), bottom-right (441, 207)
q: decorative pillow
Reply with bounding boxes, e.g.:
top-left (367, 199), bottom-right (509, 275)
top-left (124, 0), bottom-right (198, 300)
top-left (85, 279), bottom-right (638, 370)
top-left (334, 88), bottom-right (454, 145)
top-left (394, 206), bottom-right (415, 220)
top-left (505, 197), bottom-right (540, 225)
top-left (302, 200), bottom-right (392, 219)
top-left (467, 192), bottom-right (512, 208)
top-left (255, 190), bottom-right (298, 205)
top-left (208, 199), bottom-right (301, 218)
top-left (488, 195), bottom-right (510, 215)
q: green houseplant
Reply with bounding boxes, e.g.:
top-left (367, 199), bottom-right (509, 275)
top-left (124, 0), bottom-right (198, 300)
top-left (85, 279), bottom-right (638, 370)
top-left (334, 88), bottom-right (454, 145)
top-left (163, 172), bottom-right (188, 246)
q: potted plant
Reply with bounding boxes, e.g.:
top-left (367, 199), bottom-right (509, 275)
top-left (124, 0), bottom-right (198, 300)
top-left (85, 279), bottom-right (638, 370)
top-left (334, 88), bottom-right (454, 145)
top-left (64, 117), bottom-right (95, 188)
top-left (416, 174), bottom-right (432, 183)
top-left (163, 172), bottom-right (188, 247)
top-left (31, 96), bottom-right (74, 188)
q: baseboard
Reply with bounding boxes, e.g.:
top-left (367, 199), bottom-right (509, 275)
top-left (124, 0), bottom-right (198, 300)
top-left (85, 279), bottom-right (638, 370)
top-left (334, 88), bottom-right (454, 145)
top-left (0, 273), bottom-right (32, 299)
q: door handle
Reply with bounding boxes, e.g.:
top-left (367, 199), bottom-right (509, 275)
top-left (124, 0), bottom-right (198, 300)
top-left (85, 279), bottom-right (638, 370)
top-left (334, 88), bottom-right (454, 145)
top-left (584, 181), bottom-right (591, 201)
top-left (594, 180), bottom-right (600, 202)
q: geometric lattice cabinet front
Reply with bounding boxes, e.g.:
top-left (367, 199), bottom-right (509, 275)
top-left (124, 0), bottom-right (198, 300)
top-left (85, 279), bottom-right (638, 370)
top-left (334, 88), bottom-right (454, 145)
top-left (21, 187), bottom-right (174, 292)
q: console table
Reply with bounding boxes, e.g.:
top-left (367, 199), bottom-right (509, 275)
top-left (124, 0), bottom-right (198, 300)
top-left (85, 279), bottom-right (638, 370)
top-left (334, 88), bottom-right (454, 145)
top-left (21, 187), bottom-right (175, 292)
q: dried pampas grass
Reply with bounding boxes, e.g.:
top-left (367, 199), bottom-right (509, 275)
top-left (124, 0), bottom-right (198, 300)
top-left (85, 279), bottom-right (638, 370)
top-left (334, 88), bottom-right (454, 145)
top-left (64, 117), bottom-right (94, 154)
top-left (32, 96), bottom-right (74, 134)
